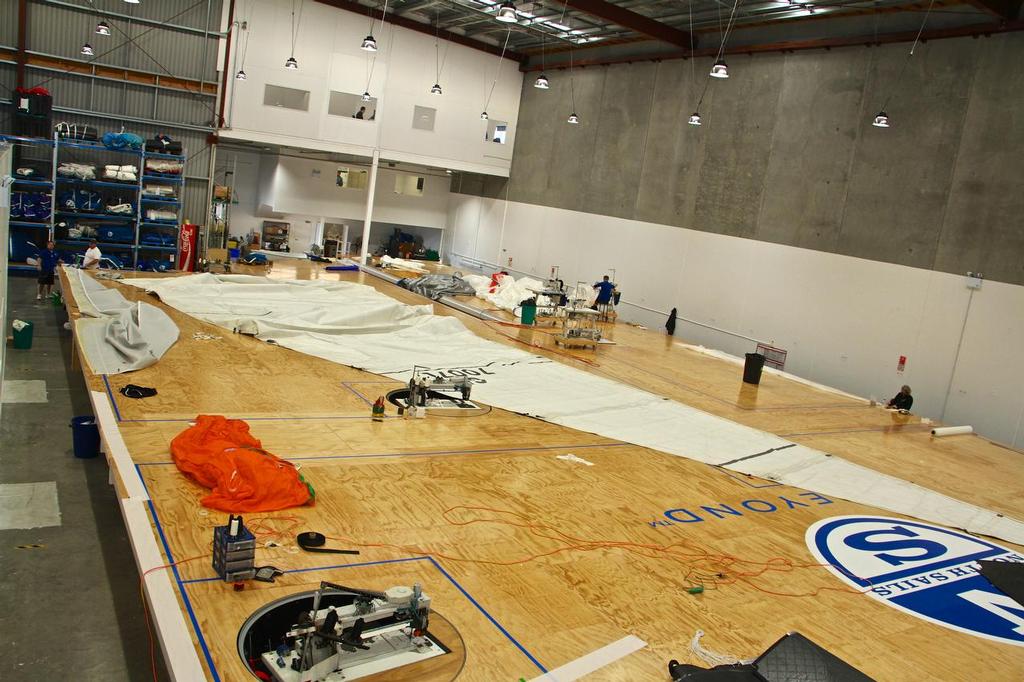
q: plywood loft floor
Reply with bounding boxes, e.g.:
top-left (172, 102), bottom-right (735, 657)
top-left (60, 263), bottom-right (1024, 681)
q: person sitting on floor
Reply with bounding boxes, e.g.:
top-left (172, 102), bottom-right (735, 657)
top-left (887, 385), bottom-right (913, 411)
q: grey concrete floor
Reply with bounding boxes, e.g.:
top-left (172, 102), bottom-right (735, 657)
top-left (1, 275), bottom-right (168, 681)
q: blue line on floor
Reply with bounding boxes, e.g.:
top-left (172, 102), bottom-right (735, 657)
top-left (180, 557), bottom-right (428, 585)
top-left (137, 465), bottom-right (221, 682)
top-left (135, 441), bottom-right (631, 466)
top-left (427, 556), bottom-right (548, 674)
top-left (341, 381), bottom-right (374, 407)
top-left (101, 374), bottom-right (123, 421)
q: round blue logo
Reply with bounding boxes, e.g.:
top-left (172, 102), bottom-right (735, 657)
top-left (807, 516), bottom-right (1024, 646)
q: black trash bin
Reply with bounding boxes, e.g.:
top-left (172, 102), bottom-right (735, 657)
top-left (743, 352), bottom-right (766, 385)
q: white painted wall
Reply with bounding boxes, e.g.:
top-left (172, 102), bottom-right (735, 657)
top-left (222, 0), bottom-right (522, 176)
top-left (447, 194), bottom-right (1024, 449)
top-left (220, 150), bottom-right (446, 253)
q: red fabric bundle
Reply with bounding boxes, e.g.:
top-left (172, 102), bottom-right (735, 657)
top-left (170, 415), bottom-right (314, 512)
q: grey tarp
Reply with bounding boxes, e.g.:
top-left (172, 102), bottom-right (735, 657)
top-left (399, 273), bottom-right (477, 300)
top-left (64, 267), bottom-right (179, 374)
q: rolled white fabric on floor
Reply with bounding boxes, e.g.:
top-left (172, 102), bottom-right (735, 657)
top-left (931, 425), bottom-right (974, 437)
top-left (122, 274), bottom-right (1024, 546)
top-left (64, 267), bottom-right (179, 375)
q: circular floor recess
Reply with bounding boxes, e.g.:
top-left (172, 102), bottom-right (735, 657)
top-left (236, 590), bottom-right (466, 681)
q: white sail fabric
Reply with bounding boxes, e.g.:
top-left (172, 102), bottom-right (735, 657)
top-left (123, 274), bottom-right (1024, 545)
top-left (65, 267), bottom-right (179, 375)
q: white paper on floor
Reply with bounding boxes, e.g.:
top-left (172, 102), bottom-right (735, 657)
top-left (123, 274), bottom-right (1024, 545)
top-left (1, 380), bottom-right (48, 404)
top-left (0, 482), bottom-right (61, 530)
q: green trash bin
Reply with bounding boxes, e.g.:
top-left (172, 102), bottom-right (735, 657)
top-left (12, 321), bottom-right (34, 350)
top-left (520, 302), bottom-right (537, 326)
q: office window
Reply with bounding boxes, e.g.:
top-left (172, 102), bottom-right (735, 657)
top-left (412, 106), bottom-right (436, 131)
top-left (484, 119), bottom-right (508, 144)
top-left (337, 167), bottom-right (369, 190)
top-left (263, 84), bottom-right (310, 111)
top-left (329, 91), bottom-right (377, 121)
top-left (394, 175), bottom-right (425, 197)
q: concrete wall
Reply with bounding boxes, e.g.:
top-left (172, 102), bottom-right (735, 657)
top-left (446, 194), bottom-right (1024, 449)
top-left (496, 33), bottom-right (1024, 286)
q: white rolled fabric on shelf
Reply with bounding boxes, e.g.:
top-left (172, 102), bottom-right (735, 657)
top-left (931, 425), bottom-right (974, 437)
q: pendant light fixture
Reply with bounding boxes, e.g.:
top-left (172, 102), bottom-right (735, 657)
top-left (286, 0), bottom-right (303, 70)
top-left (362, 91), bottom-right (372, 102)
top-left (95, 21), bottom-right (111, 36)
top-left (869, 0), bottom-right (936, 130)
top-left (234, 7), bottom-right (251, 84)
top-left (480, 27), bottom-right (512, 126)
top-left (688, 0), bottom-right (740, 127)
top-left (123, 0), bottom-right (140, 4)
top-left (709, 59), bottom-right (729, 79)
top-left (81, 43), bottom-right (94, 56)
top-left (566, 17), bottom-right (579, 125)
top-left (534, 33), bottom-right (549, 89)
top-left (496, 2), bottom-right (518, 23)
top-left (688, 112), bottom-right (702, 126)
top-left (236, 69), bottom-right (247, 81)
top-left (429, 10), bottom-right (448, 95)
top-left (362, 0), bottom-right (389, 52)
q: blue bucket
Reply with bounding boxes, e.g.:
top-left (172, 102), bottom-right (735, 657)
top-left (70, 416), bottom-right (100, 459)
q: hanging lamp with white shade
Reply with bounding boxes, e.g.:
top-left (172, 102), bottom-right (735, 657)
top-left (869, 0), bottom-right (937, 129)
top-left (285, 0), bottom-right (303, 69)
top-left (95, 21), bottom-right (111, 36)
top-left (496, 2), bottom-right (518, 23)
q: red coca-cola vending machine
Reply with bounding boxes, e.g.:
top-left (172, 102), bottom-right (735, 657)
top-left (178, 222), bottom-right (198, 272)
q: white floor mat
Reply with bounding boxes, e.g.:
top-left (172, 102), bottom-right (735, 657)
top-left (1, 380), bottom-right (48, 404)
top-left (0, 482), bottom-right (61, 530)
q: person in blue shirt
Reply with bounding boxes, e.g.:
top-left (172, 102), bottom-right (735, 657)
top-left (37, 240), bottom-right (62, 301)
top-left (593, 275), bottom-right (616, 307)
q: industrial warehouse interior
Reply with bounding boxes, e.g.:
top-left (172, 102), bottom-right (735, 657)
top-left (1, 0), bottom-right (1023, 680)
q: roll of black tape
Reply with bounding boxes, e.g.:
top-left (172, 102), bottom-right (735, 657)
top-left (297, 532), bottom-right (360, 555)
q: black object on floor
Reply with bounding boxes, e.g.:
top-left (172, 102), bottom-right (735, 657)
top-left (979, 560), bottom-right (1024, 604)
top-left (669, 632), bottom-right (875, 681)
top-left (120, 384), bottom-right (157, 399)
top-left (297, 531), bottom-right (360, 555)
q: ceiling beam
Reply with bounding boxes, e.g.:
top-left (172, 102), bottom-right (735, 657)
top-left (520, 20), bottom-right (1024, 70)
top-left (562, 0), bottom-right (694, 48)
top-left (963, 0), bottom-right (1023, 19)
top-left (313, 0), bottom-right (528, 63)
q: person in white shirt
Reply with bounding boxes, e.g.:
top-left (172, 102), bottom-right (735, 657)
top-left (82, 240), bottom-right (102, 269)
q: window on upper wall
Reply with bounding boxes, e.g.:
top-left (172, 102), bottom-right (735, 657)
top-left (328, 91), bottom-right (377, 121)
top-left (484, 120), bottom-right (508, 144)
top-left (412, 106), bottom-right (436, 131)
top-left (394, 175), bottom-right (425, 197)
top-left (263, 84), bottom-right (310, 111)
top-left (337, 167), bottom-right (369, 189)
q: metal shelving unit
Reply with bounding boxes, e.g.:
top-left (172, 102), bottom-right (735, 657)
top-left (5, 134), bottom-right (185, 270)
top-left (2, 135), bottom-right (56, 272)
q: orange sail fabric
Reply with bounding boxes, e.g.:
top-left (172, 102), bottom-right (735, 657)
top-left (170, 415), bottom-right (314, 512)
